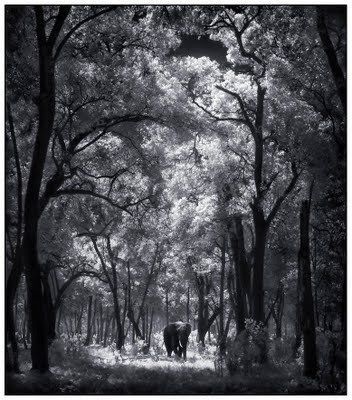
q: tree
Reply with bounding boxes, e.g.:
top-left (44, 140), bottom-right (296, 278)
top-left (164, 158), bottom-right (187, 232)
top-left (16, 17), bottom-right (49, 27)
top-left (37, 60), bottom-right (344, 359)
top-left (298, 200), bottom-right (317, 378)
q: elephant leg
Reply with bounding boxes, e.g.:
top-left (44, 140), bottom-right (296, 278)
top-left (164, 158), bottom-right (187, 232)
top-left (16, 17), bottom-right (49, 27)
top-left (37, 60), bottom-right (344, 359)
top-left (166, 342), bottom-right (172, 357)
top-left (164, 333), bottom-right (173, 357)
top-left (182, 344), bottom-right (187, 360)
top-left (176, 346), bottom-right (182, 358)
top-left (172, 336), bottom-right (180, 356)
top-left (167, 338), bottom-right (173, 357)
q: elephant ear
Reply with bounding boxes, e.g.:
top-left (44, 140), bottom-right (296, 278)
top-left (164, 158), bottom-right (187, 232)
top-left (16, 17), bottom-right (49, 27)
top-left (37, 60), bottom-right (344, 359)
top-left (176, 323), bottom-right (192, 337)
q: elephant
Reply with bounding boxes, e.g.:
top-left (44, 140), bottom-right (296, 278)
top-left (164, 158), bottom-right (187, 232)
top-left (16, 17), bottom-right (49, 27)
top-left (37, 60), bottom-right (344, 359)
top-left (163, 321), bottom-right (192, 360)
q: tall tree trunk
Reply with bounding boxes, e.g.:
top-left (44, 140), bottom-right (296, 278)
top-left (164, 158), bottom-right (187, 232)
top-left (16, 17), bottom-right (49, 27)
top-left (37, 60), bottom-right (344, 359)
top-left (147, 308), bottom-right (154, 347)
top-left (103, 313), bottom-right (113, 347)
top-left (252, 207), bottom-right (267, 323)
top-left (141, 309), bottom-right (146, 340)
top-left (272, 283), bottom-right (285, 339)
top-left (76, 305), bottom-right (84, 334)
top-left (6, 104), bottom-right (24, 373)
top-left (6, 258), bottom-right (21, 373)
top-left (293, 257), bottom-right (303, 358)
top-left (197, 274), bottom-right (207, 346)
top-left (22, 306), bottom-right (28, 350)
top-left (100, 303), bottom-right (104, 343)
top-left (22, 6), bottom-right (70, 372)
top-left (228, 217), bottom-right (249, 334)
top-left (145, 306), bottom-right (149, 341)
top-left (42, 271), bottom-right (56, 343)
top-left (316, 6), bottom-right (346, 113)
top-left (112, 293), bottom-right (125, 350)
top-left (299, 200), bottom-right (317, 378)
top-left (186, 286), bottom-right (190, 323)
top-left (218, 238), bottom-right (226, 354)
top-left (312, 234), bottom-right (319, 327)
top-left (56, 304), bottom-right (62, 335)
top-left (196, 274), bottom-right (219, 346)
top-left (340, 258), bottom-right (346, 353)
top-left (110, 315), bottom-right (115, 345)
top-left (165, 292), bottom-right (169, 325)
top-left (84, 296), bottom-right (93, 346)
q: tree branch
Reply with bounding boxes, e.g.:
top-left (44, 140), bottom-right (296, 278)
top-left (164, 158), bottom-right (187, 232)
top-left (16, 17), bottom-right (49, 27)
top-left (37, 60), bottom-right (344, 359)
top-left (68, 113), bottom-right (158, 154)
top-left (6, 103), bottom-right (23, 256)
top-left (215, 85), bottom-right (256, 133)
top-left (191, 96), bottom-right (247, 124)
top-left (54, 6), bottom-right (117, 60)
top-left (223, 8), bottom-right (263, 65)
top-left (207, 307), bottom-right (221, 331)
top-left (46, 6), bottom-right (71, 52)
top-left (51, 189), bottom-right (133, 215)
top-left (53, 268), bottom-right (99, 312)
top-left (90, 237), bottom-right (113, 289)
top-left (266, 162), bottom-right (300, 226)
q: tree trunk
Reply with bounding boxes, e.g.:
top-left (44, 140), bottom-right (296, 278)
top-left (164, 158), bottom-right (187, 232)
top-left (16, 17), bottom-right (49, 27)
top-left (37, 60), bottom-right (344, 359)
top-left (293, 254), bottom-right (303, 359)
top-left (76, 305), bottom-right (84, 334)
top-left (84, 296), bottom-right (93, 346)
top-left (22, 307), bottom-right (28, 349)
top-left (6, 258), bottom-right (21, 373)
top-left (312, 234), bottom-right (319, 327)
top-left (42, 271), bottom-right (56, 343)
top-left (22, 6), bottom-right (70, 372)
top-left (299, 200), bottom-right (317, 378)
top-left (145, 306), bottom-right (149, 341)
top-left (6, 103), bottom-right (23, 373)
top-left (316, 6), bottom-right (346, 113)
top-left (165, 292), bottom-right (169, 325)
top-left (196, 274), bottom-right (219, 346)
top-left (340, 260), bottom-right (346, 353)
top-left (186, 286), bottom-right (190, 323)
top-left (141, 309), bottom-right (145, 340)
top-left (228, 217), bottom-right (249, 334)
top-left (110, 315), bottom-right (115, 345)
top-left (218, 238), bottom-right (226, 354)
top-left (147, 308), bottom-right (154, 347)
top-left (273, 283), bottom-right (284, 339)
top-left (99, 303), bottom-right (104, 343)
top-left (252, 207), bottom-right (267, 323)
top-left (112, 293), bottom-right (125, 350)
top-left (103, 313), bottom-right (113, 347)
top-left (56, 304), bottom-right (62, 335)
top-left (196, 274), bottom-right (208, 346)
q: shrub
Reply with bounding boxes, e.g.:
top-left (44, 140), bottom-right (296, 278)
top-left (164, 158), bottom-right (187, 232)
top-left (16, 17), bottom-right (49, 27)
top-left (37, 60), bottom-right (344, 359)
top-left (151, 332), bottom-right (164, 356)
top-left (269, 337), bottom-right (293, 364)
top-left (315, 328), bottom-right (345, 388)
top-left (65, 334), bottom-right (85, 356)
top-left (225, 319), bottom-right (269, 375)
top-left (49, 338), bottom-right (66, 364)
top-left (129, 338), bottom-right (147, 356)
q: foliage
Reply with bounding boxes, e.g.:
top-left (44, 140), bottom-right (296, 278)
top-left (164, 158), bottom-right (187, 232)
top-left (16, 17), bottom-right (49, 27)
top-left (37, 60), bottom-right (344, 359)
top-left (5, 4), bottom-right (346, 394)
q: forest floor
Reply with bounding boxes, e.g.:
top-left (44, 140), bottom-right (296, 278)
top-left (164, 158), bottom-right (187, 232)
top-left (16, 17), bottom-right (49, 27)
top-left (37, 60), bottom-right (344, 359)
top-left (6, 343), bottom-right (339, 395)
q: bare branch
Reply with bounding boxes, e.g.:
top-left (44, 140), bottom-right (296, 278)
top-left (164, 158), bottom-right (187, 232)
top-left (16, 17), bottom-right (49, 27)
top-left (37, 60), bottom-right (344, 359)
top-left (52, 189), bottom-right (133, 215)
top-left (191, 97), bottom-right (247, 125)
top-left (54, 6), bottom-right (116, 60)
top-left (215, 85), bottom-right (256, 134)
top-left (68, 113), bottom-right (158, 154)
top-left (266, 162), bottom-right (301, 226)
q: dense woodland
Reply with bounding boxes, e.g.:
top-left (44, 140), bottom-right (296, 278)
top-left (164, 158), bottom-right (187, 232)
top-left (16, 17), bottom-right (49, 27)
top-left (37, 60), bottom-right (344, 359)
top-left (5, 5), bottom-right (346, 394)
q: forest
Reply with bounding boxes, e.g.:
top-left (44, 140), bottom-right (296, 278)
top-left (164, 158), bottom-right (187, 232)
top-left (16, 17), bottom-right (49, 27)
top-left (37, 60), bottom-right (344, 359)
top-left (5, 5), bottom-right (346, 395)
